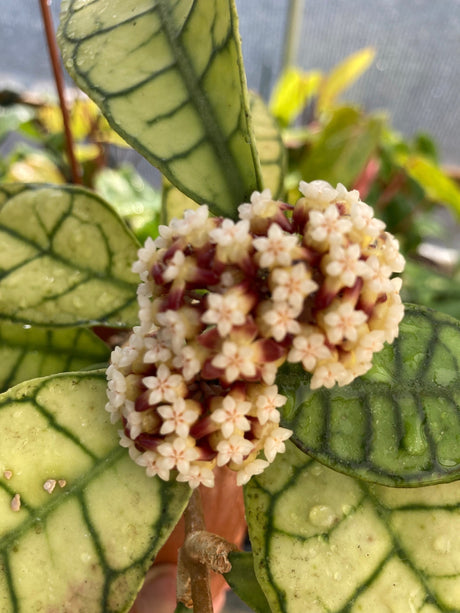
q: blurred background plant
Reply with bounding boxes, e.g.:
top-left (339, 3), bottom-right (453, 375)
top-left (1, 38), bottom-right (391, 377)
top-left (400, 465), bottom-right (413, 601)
top-left (0, 93), bottom-right (161, 242)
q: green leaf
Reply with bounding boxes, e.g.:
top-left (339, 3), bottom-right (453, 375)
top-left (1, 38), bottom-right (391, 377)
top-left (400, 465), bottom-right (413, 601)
top-left (3, 152), bottom-right (66, 184)
top-left (250, 92), bottom-right (286, 199)
top-left (162, 92), bottom-right (286, 222)
top-left (299, 106), bottom-right (384, 188)
top-left (58, 0), bottom-right (263, 218)
top-left (0, 372), bottom-right (190, 613)
top-left (0, 184), bottom-right (139, 328)
top-left (269, 67), bottom-right (322, 127)
top-left (245, 441), bottom-right (460, 613)
top-left (225, 551), bottom-right (272, 613)
top-left (0, 322), bottom-right (110, 392)
top-left (402, 260), bottom-right (460, 321)
top-left (94, 164), bottom-right (161, 242)
top-left (397, 154), bottom-right (460, 217)
top-left (277, 305), bottom-right (460, 487)
top-left (317, 47), bottom-right (376, 114)
top-left (162, 176), bottom-right (199, 225)
top-left (0, 106), bottom-right (35, 144)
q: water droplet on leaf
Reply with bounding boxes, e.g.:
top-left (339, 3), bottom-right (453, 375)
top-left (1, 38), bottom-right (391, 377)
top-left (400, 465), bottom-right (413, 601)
top-left (402, 420), bottom-right (427, 456)
top-left (433, 535), bottom-right (451, 554)
top-left (311, 464), bottom-right (323, 477)
top-left (308, 505), bottom-right (337, 528)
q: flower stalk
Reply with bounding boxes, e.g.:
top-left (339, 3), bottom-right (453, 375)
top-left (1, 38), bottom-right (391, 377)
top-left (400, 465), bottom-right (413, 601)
top-left (177, 488), bottom-right (237, 612)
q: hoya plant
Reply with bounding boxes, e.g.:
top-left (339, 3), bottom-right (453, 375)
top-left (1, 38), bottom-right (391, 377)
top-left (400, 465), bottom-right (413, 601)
top-left (0, 1), bottom-right (459, 612)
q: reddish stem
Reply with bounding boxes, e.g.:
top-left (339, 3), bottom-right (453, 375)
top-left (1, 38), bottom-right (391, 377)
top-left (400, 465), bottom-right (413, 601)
top-left (39, 0), bottom-right (82, 184)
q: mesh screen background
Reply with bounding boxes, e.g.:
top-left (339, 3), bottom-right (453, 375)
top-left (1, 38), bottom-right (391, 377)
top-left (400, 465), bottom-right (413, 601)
top-left (0, 0), bottom-right (459, 163)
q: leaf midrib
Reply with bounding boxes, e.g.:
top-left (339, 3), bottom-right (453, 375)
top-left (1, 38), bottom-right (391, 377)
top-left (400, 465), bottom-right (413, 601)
top-left (155, 0), bottom-right (251, 211)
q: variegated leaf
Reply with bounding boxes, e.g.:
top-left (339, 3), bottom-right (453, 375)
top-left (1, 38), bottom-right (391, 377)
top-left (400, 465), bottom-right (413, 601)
top-left (0, 372), bottom-right (190, 612)
top-left (58, 0), bottom-right (262, 218)
top-left (278, 305), bottom-right (460, 487)
top-left (0, 184), bottom-right (139, 328)
top-left (245, 441), bottom-right (460, 612)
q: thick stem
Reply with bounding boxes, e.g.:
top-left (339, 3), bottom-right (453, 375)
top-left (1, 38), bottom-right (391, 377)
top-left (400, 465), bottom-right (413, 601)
top-left (39, 0), bottom-right (82, 184)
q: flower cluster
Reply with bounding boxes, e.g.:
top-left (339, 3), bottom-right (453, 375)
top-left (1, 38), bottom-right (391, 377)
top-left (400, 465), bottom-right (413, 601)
top-left (106, 180), bottom-right (404, 488)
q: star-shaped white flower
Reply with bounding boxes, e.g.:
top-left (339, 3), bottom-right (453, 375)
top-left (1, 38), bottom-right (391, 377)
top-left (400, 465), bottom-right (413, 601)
top-left (144, 334), bottom-right (172, 364)
top-left (323, 302), bottom-right (368, 344)
top-left (311, 361), bottom-right (349, 389)
top-left (382, 235), bottom-right (405, 273)
top-left (136, 451), bottom-right (171, 481)
top-left (211, 341), bottom-right (257, 382)
top-left (253, 223), bottom-right (298, 268)
top-left (238, 188), bottom-right (275, 220)
top-left (157, 436), bottom-right (200, 474)
top-left (362, 255), bottom-right (393, 293)
top-left (216, 435), bottom-right (254, 466)
top-left (163, 250), bottom-right (185, 283)
top-left (355, 329), bottom-right (386, 363)
top-left (209, 218), bottom-right (250, 246)
top-left (111, 330), bottom-right (145, 369)
top-left (172, 345), bottom-right (202, 381)
top-left (263, 301), bottom-right (301, 341)
top-left (176, 464), bottom-right (215, 488)
top-left (171, 205), bottom-right (210, 237)
top-left (202, 292), bottom-right (247, 336)
top-left (350, 201), bottom-right (385, 237)
top-left (106, 366), bottom-right (126, 410)
top-left (307, 204), bottom-right (352, 244)
top-left (271, 263), bottom-right (318, 310)
top-left (261, 362), bottom-right (278, 385)
top-left (158, 398), bottom-right (200, 438)
top-left (287, 329), bottom-right (332, 371)
top-left (211, 394), bottom-right (251, 438)
top-left (143, 364), bottom-right (185, 405)
top-left (298, 180), bottom-right (337, 207)
top-left (336, 183), bottom-right (360, 206)
top-left (383, 284), bottom-right (405, 342)
top-left (131, 236), bottom-right (157, 280)
top-left (155, 310), bottom-right (186, 353)
top-left (263, 426), bottom-right (292, 462)
top-left (326, 243), bottom-right (369, 287)
top-left (137, 291), bottom-right (156, 333)
top-left (236, 459), bottom-right (270, 486)
top-left (118, 429), bottom-right (142, 461)
top-left (256, 386), bottom-right (286, 425)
